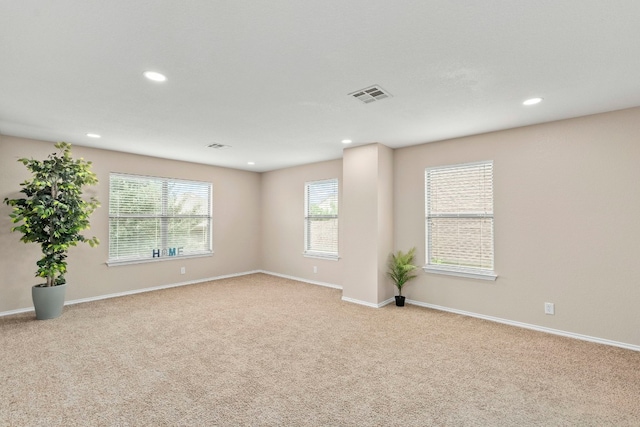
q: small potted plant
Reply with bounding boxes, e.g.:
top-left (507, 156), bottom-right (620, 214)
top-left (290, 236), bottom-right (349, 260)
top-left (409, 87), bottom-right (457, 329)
top-left (387, 247), bottom-right (418, 306)
top-left (4, 142), bottom-right (99, 319)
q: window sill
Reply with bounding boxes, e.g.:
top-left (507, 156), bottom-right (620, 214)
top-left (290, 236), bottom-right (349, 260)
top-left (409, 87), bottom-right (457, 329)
top-left (107, 252), bottom-right (213, 267)
top-left (423, 265), bottom-right (497, 281)
top-left (303, 252), bottom-right (340, 261)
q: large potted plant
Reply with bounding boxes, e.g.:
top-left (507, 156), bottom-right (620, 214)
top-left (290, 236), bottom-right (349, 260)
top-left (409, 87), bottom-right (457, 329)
top-left (388, 247), bottom-right (418, 306)
top-left (4, 142), bottom-right (99, 319)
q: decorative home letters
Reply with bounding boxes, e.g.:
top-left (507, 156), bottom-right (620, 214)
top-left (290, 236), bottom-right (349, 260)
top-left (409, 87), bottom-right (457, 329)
top-left (152, 247), bottom-right (184, 258)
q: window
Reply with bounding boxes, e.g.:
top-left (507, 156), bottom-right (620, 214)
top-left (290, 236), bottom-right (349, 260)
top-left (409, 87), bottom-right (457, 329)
top-left (304, 179), bottom-right (338, 259)
top-left (108, 173), bottom-right (212, 265)
top-left (425, 161), bottom-right (496, 280)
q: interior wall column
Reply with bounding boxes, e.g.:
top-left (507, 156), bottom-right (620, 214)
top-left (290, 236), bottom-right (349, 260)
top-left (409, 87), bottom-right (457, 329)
top-left (341, 143), bottom-right (394, 306)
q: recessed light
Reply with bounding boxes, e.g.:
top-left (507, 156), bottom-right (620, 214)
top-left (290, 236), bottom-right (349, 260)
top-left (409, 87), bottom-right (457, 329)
top-left (523, 97), bottom-right (543, 106)
top-left (86, 133), bottom-right (101, 138)
top-left (247, 161), bottom-right (255, 165)
top-left (341, 139), bottom-right (352, 144)
top-left (143, 71), bottom-right (167, 82)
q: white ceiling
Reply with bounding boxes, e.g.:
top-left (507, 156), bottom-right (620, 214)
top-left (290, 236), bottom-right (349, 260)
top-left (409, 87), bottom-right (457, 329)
top-left (2, 1), bottom-right (640, 172)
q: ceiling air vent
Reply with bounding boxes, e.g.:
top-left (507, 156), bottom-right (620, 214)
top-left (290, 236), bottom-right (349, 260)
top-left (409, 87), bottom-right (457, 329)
top-left (348, 85), bottom-right (392, 104)
top-left (207, 143), bottom-right (231, 149)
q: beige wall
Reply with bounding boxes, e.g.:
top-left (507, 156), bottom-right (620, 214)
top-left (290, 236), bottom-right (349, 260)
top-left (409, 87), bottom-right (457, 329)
top-left (376, 144), bottom-right (394, 302)
top-left (0, 135), bottom-right (262, 312)
top-left (342, 143), bottom-right (394, 305)
top-left (342, 144), bottom-right (380, 303)
top-left (260, 159), bottom-right (343, 286)
top-left (394, 107), bottom-right (640, 346)
top-left (3, 106), bottom-right (640, 347)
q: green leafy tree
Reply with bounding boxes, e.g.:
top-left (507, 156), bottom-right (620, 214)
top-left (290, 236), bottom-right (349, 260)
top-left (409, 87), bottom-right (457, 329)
top-left (109, 177), bottom-right (210, 259)
top-left (108, 176), bottom-right (162, 258)
top-left (4, 142), bottom-right (100, 287)
top-left (309, 200), bottom-right (337, 216)
top-left (388, 247), bottom-right (418, 297)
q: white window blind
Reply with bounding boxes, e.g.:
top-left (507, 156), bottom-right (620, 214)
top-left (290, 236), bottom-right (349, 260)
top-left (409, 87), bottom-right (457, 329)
top-left (304, 179), bottom-right (338, 257)
top-left (109, 173), bottom-right (212, 264)
top-left (425, 161), bottom-right (495, 279)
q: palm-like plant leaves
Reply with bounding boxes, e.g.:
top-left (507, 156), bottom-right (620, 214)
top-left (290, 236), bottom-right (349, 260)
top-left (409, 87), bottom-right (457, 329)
top-left (388, 247), bottom-right (418, 296)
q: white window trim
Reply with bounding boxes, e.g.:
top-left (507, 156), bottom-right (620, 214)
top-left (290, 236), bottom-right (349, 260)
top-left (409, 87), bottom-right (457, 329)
top-left (425, 161), bottom-right (497, 281)
top-left (106, 252), bottom-right (214, 267)
top-left (302, 251), bottom-right (340, 261)
top-left (108, 173), bottom-right (213, 265)
top-left (304, 178), bottom-right (339, 258)
top-left (423, 265), bottom-right (497, 281)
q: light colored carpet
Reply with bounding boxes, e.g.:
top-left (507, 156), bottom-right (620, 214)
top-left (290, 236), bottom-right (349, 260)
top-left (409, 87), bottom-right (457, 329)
top-left (1, 273), bottom-right (639, 426)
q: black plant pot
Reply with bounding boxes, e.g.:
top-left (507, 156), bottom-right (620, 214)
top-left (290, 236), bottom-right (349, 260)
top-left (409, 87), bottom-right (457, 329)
top-left (395, 296), bottom-right (405, 307)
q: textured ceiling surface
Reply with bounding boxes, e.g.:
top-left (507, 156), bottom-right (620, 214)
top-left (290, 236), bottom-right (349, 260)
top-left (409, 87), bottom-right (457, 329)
top-left (2, 1), bottom-right (640, 171)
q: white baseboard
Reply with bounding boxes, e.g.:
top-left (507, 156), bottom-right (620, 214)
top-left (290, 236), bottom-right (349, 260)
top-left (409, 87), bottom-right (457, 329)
top-left (0, 270), bottom-right (262, 317)
top-left (258, 271), bottom-right (400, 308)
top-left (4, 271), bottom-right (636, 352)
top-left (341, 296), bottom-right (394, 308)
top-left (407, 299), bottom-right (640, 352)
top-left (68, 270), bottom-right (263, 306)
top-left (378, 297), bottom-right (395, 307)
top-left (0, 307), bottom-right (34, 317)
top-left (259, 270), bottom-right (343, 290)
top-left (259, 271), bottom-right (400, 308)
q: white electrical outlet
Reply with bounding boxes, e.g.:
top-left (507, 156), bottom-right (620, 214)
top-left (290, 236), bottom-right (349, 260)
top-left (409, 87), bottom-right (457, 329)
top-left (544, 302), bottom-right (555, 315)
top-left (313, 266), bottom-right (317, 273)
top-left (180, 267), bottom-right (186, 275)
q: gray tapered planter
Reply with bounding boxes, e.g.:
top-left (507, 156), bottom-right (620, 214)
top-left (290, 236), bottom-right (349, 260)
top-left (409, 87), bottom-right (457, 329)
top-left (32, 283), bottom-right (67, 320)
